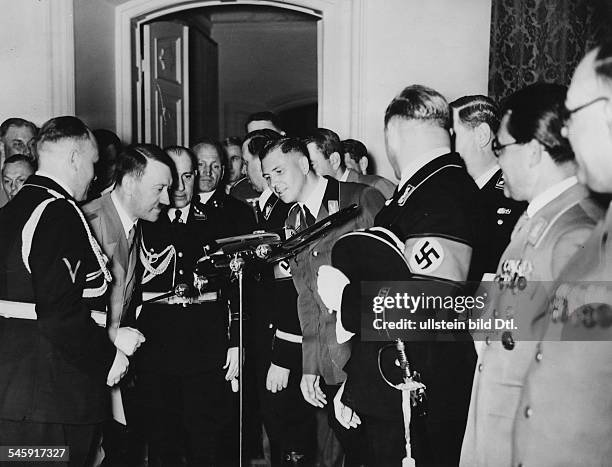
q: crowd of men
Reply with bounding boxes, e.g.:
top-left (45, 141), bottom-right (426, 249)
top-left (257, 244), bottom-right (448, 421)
top-left (1, 40), bottom-right (612, 467)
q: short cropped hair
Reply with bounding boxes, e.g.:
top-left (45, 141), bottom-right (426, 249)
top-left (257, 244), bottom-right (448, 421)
top-left (501, 83), bottom-right (573, 164)
top-left (450, 95), bottom-right (500, 134)
top-left (36, 116), bottom-right (92, 153)
top-left (192, 138), bottom-right (227, 168)
top-left (342, 139), bottom-right (368, 163)
top-left (260, 137), bottom-right (309, 162)
top-left (114, 143), bottom-right (175, 186)
top-left (2, 154), bottom-right (36, 173)
top-left (384, 84), bottom-right (450, 128)
top-left (243, 129), bottom-right (282, 159)
top-left (245, 111), bottom-right (282, 131)
top-left (303, 128), bottom-right (344, 160)
top-left (0, 118), bottom-right (38, 138)
top-left (165, 145), bottom-right (197, 173)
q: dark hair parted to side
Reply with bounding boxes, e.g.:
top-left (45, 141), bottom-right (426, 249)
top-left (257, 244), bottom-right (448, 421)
top-left (260, 137), bottom-right (309, 162)
top-left (36, 116), bottom-right (92, 153)
top-left (501, 83), bottom-right (573, 164)
top-left (245, 111), bottom-right (283, 131)
top-left (2, 154), bottom-right (37, 172)
top-left (450, 95), bottom-right (500, 134)
top-left (165, 145), bottom-right (198, 173)
top-left (114, 143), bottom-right (175, 186)
top-left (342, 139), bottom-right (368, 163)
top-left (0, 118), bottom-right (38, 138)
top-left (244, 129), bottom-right (282, 159)
top-left (303, 128), bottom-right (344, 160)
top-left (192, 138), bottom-right (228, 168)
top-left (384, 84), bottom-right (450, 128)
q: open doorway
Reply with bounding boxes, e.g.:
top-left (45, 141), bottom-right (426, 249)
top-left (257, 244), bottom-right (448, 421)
top-left (137, 4), bottom-right (319, 146)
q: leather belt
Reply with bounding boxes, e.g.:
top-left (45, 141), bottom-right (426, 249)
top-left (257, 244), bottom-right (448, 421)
top-left (0, 299), bottom-right (106, 327)
top-left (275, 329), bottom-right (302, 343)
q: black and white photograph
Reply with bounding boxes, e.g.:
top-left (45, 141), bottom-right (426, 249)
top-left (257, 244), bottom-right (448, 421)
top-left (1, 0), bottom-right (612, 466)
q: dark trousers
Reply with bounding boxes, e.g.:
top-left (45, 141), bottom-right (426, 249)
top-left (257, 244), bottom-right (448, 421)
top-left (132, 369), bottom-right (231, 466)
top-left (320, 383), bottom-right (367, 467)
top-left (0, 418), bottom-right (100, 467)
top-left (256, 362), bottom-right (316, 465)
top-left (360, 415), bottom-right (406, 467)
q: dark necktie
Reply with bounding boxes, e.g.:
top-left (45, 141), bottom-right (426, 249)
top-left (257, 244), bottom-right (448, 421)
top-left (301, 205), bottom-right (316, 229)
top-left (123, 224), bottom-right (138, 325)
top-left (172, 209), bottom-right (182, 224)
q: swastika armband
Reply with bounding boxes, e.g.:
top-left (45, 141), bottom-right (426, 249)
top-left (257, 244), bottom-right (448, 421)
top-left (404, 236), bottom-right (472, 282)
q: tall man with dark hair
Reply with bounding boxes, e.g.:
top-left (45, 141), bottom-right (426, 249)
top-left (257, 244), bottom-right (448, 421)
top-left (460, 83), bottom-right (602, 467)
top-left (261, 137), bottom-right (385, 465)
top-left (306, 128), bottom-right (396, 198)
top-left (0, 116), bottom-right (128, 464)
top-left (84, 143), bottom-right (174, 464)
top-left (318, 85), bottom-right (483, 466)
top-left (508, 42), bottom-right (612, 466)
top-left (450, 95), bottom-right (526, 272)
top-left (241, 129), bottom-right (317, 465)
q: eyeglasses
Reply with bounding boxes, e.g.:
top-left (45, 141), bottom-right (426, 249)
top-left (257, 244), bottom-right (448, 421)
top-left (561, 96), bottom-right (609, 137)
top-left (492, 137), bottom-right (521, 158)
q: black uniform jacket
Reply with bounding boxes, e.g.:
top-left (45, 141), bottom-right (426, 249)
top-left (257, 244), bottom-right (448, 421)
top-left (340, 153), bottom-right (483, 464)
top-left (0, 175), bottom-right (116, 424)
top-left (248, 192), bottom-right (303, 370)
top-left (136, 188), bottom-right (255, 375)
top-left (478, 169), bottom-right (526, 273)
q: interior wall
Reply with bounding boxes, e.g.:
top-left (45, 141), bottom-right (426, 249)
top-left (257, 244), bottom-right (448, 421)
top-left (211, 20), bottom-right (317, 138)
top-left (0, 0), bottom-right (73, 127)
top-left (354, 0), bottom-right (492, 181)
top-left (72, 0), bottom-right (491, 175)
top-left (74, 0), bottom-right (117, 134)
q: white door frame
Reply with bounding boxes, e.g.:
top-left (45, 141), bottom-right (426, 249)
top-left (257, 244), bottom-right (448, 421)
top-left (114, 0), bottom-right (366, 143)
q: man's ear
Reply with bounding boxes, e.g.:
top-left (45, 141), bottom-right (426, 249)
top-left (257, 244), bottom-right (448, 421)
top-left (69, 148), bottom-right (80, 173)
top-left (475, 122), bottom-right (493, 149)
top-left (527, 139), bottom-right (543, 168)
top-left (359, 156), bottom-right (369, 175)
top-left (299, 154), bottom-right (310, 174)
top-left (329, 152), bottom-right (341, 171)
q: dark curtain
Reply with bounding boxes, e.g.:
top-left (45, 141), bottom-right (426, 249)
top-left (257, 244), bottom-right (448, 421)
top-left (488, 0), bottom-right (611, 102)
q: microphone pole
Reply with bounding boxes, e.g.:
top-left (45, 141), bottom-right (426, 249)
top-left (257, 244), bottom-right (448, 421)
top-left (229, 254), bottom-right (245, 466)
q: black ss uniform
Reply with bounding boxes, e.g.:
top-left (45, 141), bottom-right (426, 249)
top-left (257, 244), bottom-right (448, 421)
top-left (0, 175), bottom-right (117, 465)
top-left (133, 187), bottom-right (255, 465)
top-left (250, 192), bottom-right (316, 464)
top-left (339, 153), bottom-right (482, 466)
top-left (478, 169), bottom-right (526, 273)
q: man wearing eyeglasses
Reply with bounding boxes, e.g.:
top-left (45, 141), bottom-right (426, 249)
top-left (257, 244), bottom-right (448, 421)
top-left (460, 83), bottom-right (602, 467)
top-left (509, 43), bottom-right (612, 466)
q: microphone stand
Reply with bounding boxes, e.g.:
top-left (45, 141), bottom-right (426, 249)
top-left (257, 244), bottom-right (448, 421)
top-left (229, 254), bottom-right (245, 466)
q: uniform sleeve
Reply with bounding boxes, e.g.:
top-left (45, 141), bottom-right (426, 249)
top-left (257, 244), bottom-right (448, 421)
top-left (29, 201), bottom-right (117, 374)
top-left (271, 279), bottom-right (302, 370)
top-left (357, 186), bottom-right (385, 228)
top-left (551, 225), bottom-right (595, 279)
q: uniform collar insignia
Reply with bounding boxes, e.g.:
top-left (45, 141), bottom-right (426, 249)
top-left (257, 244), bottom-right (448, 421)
top-left (398, 185), bottom-right (414, 206)
top-left (495, 173), bottom-right (505, 190)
